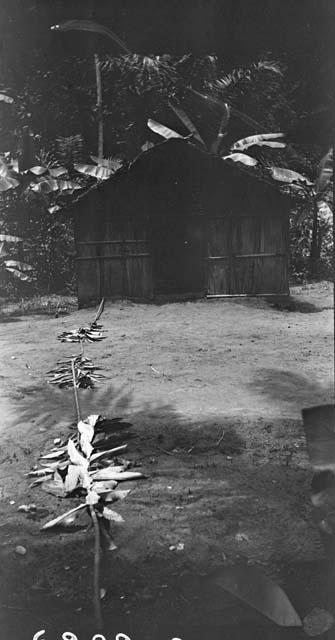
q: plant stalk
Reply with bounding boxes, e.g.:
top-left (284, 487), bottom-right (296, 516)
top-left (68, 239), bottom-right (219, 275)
top-left (94, 52), bottom-right (104, 162)
top-left (89, 504), bottom-right (103, 630)
top-left (71, 357), bottom-right (81, 423)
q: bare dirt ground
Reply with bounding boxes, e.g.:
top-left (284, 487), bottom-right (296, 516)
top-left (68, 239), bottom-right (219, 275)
top-left (0, 282), bottom-right (333, 640)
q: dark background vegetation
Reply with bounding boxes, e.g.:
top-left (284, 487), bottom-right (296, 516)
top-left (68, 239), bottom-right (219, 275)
top-left (0, 0), bottom-right (333, 296)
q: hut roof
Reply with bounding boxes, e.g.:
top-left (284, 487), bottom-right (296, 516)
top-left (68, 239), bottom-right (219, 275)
top-left (70, 138), bottom-right (289, 216)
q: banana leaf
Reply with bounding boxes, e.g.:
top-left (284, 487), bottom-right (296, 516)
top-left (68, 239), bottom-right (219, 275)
top-left (147, 119), bottom-right (184, 140)
top-left (231, 133), bottom-right (285, 152)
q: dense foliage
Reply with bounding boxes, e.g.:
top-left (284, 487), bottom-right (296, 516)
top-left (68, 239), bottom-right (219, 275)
top-left (0, 1), bottom-right (333, 296)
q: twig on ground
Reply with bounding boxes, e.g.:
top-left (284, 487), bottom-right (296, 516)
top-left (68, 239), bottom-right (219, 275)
top-left (216, 429), bottom-right (225, 447)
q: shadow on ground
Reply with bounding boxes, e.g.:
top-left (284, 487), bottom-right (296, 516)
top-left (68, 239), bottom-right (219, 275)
top-left (0, 385), bottom-right (331, 640)
top-left (248, 369), bottom-right (334, 409)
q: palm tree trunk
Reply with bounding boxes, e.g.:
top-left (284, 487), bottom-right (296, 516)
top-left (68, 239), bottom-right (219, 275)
top-left (94, 53), bottom-right (104, 162)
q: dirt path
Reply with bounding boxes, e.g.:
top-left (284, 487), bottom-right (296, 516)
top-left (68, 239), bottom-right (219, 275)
top-left (0, 282), bottom-right (333, 639)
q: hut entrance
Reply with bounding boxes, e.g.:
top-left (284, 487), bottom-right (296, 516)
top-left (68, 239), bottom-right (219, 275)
top-left (152, 215), bottom-right (204, 295)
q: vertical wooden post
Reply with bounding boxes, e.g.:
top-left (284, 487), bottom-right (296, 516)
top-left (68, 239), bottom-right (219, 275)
top-left (94, 52), bottom-right (104, 162)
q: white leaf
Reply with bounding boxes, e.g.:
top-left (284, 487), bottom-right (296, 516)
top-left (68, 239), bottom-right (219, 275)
top-left (0, 92), bottom-right (14, 104)
top-left (48, 205), bottom-right (61, 213)
top-left (317, 200), bottom-right (333, 221)
top-left (147, 118), bottom-right (184, 140)
top-left (102, 507), bottom-right (124, 523)
top-left (74, 163), bottom-right (113, 180)
top-left (223, 153), bottom-right (258, 167)
top-left (49, 166), bottom-right (67, 178)
top-left (40, 450), bottom-right (66, 460)
top-left (86, 490), bottom-right (100, 505)
top-left (64, 464), bottom-right (81, 493)
top-left (78, 418), bottom-right (95, 459)
top-left (93, 480), bottom-right (118, 494)
top-left (270, 166), bottom-right (313, 185)
top-left (0, 233), bottom-right (22, 243)
top-left (41, 470), bottom-right (66, 497)
top-left (85, 414), bottom-right (100, 428)
top-left (41, 504), bottom-right (86, 530)
top-left (92, 469), bottom-right (144, 482)
top-left (67, 439), bottom-right (89, 469)
top-left (231, 133), bottom-right (285, 152)
top-left (29, 166), bottom-right (48, 176)
top-left (91, 445), bottom-right (128, 462)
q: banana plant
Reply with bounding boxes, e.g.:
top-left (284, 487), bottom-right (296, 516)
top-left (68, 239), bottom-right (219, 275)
top-left (0, 234), bottom-right (33, 282)
top-left (269, 148), bottom-right (333, 276)
top-left (147, 107), bottom-right (285, 168)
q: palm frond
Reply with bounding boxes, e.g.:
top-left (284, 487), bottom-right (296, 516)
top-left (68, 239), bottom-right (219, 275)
top-left (51, 20), bottom-right (131, 54)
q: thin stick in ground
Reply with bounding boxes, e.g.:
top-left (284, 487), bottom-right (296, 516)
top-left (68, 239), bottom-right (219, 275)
top-left (89, 504), bottom-right (103, 630)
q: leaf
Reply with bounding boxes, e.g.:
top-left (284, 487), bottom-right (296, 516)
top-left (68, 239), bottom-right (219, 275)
top-left (0, 241), bottom-right (8, 257)
top-left (85, 414), bottom-right (100, 428)
top-left (93, 480), bottom-right (118, 494)
top-left (92, 469), bottom-right (144, 482)
top-left (78, 418), bottom-right (95, 459)
top-left (269, 167), bottom-right (313, 185)
top-left (316, 147), bottom-right (333, 193)
top-left (0, 234), bottom-right (22, 243)
top-left (30, 179), bottom-right (82, 194)
top-left (209, 566), bottom-right (302, 627)
top-left (40, 450), bottom-right (66, 460)
top-left (41, 470), bottom-right (67, 497)
top-left (41, 504), bottom-right (87, 530)
top-left (50, 20), bottom-right (131, 54)
top-left (223, 153), bottom-right (258, 167)
top-left (91, 445), bottom-right (128, 462)
top-left (211, 105), bottom-right (230, 154)
top-left (26, 468), bottom-right (55, 477)
top-left (0, 176), bottom-right (19, 191)
top-left (29, 166), bottom-right (48, 176)
top-left (4, 260), bottom-right (32, 271)
top-left (48, 205), bottom-right (61, 213)
top-left (141, 141), bottom-right (155, 152)
top-left (147, 119), bottom-right (184, 140)
top-left (102, 507), bottom-right (124, 523)
top-left (49, 166), bottom-right (68, 178)
top-left (0, 92), bottom-right (14, 104)
top-left (5, 267), bottom-right (32, 281)
top-left (92, 299), bottom-right (105, 324)
top-left (74, 164), bottom-right (113, 180)
top-left (90, 156), bottom-right (123, 172)
top-left (67, 439), bottom-right (89, 469)
top-left (64, 464), bottom-right (82, 493)
top-left (231, 133), bottom-right (285, 152)
top-left (86, 490), bottom-right (100, 505)
top-left (317, 200), bottom-right (333, 221)
top-left (303, 608), bottom-right (334, 636)
top-left (169, 101), bottom-right (205, 147)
